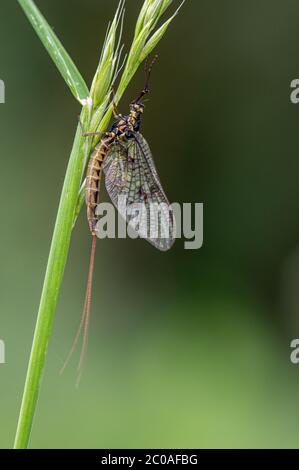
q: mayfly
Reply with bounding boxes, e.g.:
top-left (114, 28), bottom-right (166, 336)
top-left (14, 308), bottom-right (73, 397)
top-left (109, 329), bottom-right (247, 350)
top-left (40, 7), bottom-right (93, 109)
top-left (61, 58), bottom-right (175, 380)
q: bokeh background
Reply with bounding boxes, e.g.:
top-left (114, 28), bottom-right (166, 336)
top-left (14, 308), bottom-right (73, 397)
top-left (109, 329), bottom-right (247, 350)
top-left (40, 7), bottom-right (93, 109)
top-left (1, 0), bottom-right (299, 449)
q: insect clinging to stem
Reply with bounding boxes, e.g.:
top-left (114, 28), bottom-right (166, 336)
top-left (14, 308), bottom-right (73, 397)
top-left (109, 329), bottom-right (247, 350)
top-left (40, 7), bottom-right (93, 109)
top-left (61, 56), bottom-right (175, 382)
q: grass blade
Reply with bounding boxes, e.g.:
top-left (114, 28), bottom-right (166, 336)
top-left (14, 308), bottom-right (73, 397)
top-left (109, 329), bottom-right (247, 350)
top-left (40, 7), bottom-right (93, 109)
top-left (14, 106), bottom-right (89, 449)
top-left (18, 0), bottom-right (89, 103)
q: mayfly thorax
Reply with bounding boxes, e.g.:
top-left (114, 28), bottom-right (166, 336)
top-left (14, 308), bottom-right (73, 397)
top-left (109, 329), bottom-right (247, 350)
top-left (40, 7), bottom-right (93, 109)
top-left (61, 57), bottom-right (175, 382)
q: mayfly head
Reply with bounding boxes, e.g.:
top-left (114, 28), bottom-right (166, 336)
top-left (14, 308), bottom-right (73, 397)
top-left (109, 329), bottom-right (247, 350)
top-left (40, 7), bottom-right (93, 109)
top-left (129, 102), bottom-right (145, 114)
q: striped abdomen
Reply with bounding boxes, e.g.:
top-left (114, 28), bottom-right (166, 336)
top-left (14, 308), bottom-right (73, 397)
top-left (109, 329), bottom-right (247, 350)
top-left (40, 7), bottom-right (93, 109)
top-left (86, 134), bottom-right (114, 235)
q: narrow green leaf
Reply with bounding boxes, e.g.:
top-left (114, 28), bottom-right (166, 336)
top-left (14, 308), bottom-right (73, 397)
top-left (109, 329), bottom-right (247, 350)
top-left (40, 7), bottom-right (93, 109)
top-left (141, 0), bottom-right (186, 61)
top-left (18, 0), bottom-right (89, 103)
top-left (160, 0), bottom-right (175, 17)
top-left (134, 0), bottom-right (151, 37)
top-left (90, 0), bottom-right (125, 109)
top-left (140, 18), bottom-right (172, 61)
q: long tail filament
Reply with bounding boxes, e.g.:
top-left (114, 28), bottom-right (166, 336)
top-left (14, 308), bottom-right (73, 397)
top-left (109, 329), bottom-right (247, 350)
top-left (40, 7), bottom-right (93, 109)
top-left (60, 234), bottom-right (97, 385)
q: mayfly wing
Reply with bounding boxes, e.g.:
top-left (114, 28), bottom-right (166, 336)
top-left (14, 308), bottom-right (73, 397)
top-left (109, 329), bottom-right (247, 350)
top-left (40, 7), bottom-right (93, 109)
top-left (132, 132), bottom-right (176, 250)
top-left (102, 133), bottom-right (175, 251)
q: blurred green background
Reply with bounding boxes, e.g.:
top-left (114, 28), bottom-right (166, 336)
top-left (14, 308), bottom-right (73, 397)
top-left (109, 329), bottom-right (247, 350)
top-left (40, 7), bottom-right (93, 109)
top-left (1, 0), bottom-right (299, 449)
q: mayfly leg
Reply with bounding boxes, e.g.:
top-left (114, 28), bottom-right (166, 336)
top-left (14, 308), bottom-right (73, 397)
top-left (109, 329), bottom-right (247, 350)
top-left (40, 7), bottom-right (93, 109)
top-left (78, 117), bottom-right (106, 138)
top-left (111, 87), bottom-right (123, 119)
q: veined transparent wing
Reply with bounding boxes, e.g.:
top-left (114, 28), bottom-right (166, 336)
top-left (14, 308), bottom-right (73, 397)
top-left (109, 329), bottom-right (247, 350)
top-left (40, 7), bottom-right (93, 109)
top-left (102, 132), bottom-right (175, 251)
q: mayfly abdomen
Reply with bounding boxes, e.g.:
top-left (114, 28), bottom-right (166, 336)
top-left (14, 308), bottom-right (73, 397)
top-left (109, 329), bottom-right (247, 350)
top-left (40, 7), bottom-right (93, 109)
top-left (86, 137), bottom-right (113, 234)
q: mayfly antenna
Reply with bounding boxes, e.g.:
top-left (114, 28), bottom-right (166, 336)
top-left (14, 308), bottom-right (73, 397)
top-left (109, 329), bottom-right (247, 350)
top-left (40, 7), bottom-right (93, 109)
top-left (144, 54), bottom-right (158, 91)
top-left (133, 54), bottom-right (158, 104)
